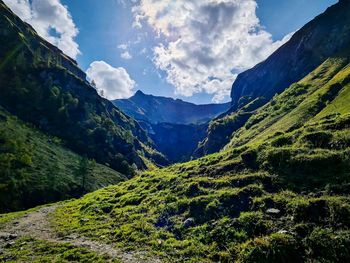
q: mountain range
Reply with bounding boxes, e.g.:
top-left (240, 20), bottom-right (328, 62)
top-left (114, 91), bottom-right (230, 163)
top-left (114, 90), bottom-right (230, 125)
top-left (1, 0), bottom-right (350, 262)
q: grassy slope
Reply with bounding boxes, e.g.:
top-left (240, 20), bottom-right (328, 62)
top-left (0, 237), bottom-right (120, 263)
top-left (0, 0), bottom-right (167, 175)
top-left (0, 107), bottom-right (127, 212)
top-left (227, 55), bottom-right (350, 149)
top-left (49, 53), bottom-right (350, 262)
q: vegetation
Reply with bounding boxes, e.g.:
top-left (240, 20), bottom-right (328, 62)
top-left (0, 1), bottom-right (167, 177)
top-left (49, 49), bottom-right (350, 262)
top-left (0, 107), bottom-right (126, 212)
top-left (1, 0), bottom-right (350, 262)
top-left (0, 237), bottom-right (120, 262)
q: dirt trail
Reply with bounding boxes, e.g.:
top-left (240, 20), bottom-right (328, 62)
top-left (0, 206), bottom-right (162, 263)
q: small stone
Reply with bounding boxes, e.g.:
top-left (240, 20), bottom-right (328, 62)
top-left (183, 218), bottom-right (195, 228)
top-left (80, 218), bottom-right (90, 223)
top-left (266, 208), bottom-right (281, 215)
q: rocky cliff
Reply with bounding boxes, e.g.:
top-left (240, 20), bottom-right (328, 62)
top-left (231, 0), bottom-right (350, 110)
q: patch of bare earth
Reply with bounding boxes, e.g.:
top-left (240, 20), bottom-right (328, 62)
top-left (0, 206), bottom-right (162, 263)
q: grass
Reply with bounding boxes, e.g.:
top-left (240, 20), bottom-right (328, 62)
top-left (0, 237), bottom-right (120, 263)
top-left (48, 50), bottom-right (350, 262)
top-left (1, 4), bottom-right (350, 262)
top-left (0, 107), bottom-right (127, 212)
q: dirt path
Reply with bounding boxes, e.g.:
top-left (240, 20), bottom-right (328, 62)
top-left (0, 206), bottom-right (162, 263)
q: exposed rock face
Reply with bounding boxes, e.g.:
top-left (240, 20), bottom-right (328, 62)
top-left (195, 0), bottom-right (350, 158)
top-left (146, 122), bottom-right (207, 163)
top-left (114, 91), bottom-right (230, 163)
top-left (114, 90), bottom-right (231, 125)
top-left (231, 0), bottom-right (350, 110)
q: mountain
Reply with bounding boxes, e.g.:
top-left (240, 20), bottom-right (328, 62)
top-left (1, 1), bottom-right (350, 262)
top-left (6, 1), bottom-right (348, 262)
top-left (0, 106), bottom-right (126, 212)
top-left (0, 0), bottom-right (166, 179)
top-left (114, 90), bottom-right (231, 125)
top-left (145, 121), bottom-right (207, 163)
top-left (230, 0), bottom-right (350, 110)
top-left (195, 0), bottom-right (350, 157)
top-left (114, 91), bottom-right (230, 163)
top-left (45, 40), bottom-right (350, 262)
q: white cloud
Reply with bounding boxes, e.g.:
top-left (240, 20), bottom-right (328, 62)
top-left (4, 0), bottom-right (31, 20)
top-left (121, 51), bottom-right (133, 60)
top-left (86, 61), bottom-right (136, 100)
top-left (4, 0), bottom-right (80, 59)
top-left (118, 44), bottom-right (133, 60)
top-left (118, 44), bottom-right (128, 50)
top-left (133, 0), bottom-right (293, 102)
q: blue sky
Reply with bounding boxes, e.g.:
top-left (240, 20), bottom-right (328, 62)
top-left (5, 0), bottom-right (337, 104)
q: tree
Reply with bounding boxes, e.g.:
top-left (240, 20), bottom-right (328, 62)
top-left (77, 156), bottom-right (89, 193)
top-left (76, 156), bottom-right (95, 193)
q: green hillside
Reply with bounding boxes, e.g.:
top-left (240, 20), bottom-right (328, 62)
top-left (1, 1), bottom-right (350, 262)
top-left (0, 106), bottom-right (126, 212)
top-left (227, 53), bottom-right (350, 149)
top-left (47, 52), bottom-right (350, 262)
top-left (0, 0), bottom-right (167, 177)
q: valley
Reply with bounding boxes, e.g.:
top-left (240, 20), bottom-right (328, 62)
top-left (0, 0), bottom-right (350, 262)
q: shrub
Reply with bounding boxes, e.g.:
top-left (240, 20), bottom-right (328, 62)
top-left (300, 131), bottom-right (333, 148)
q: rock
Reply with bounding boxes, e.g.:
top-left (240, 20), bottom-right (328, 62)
top-left (8, 234), bottom-right (18, 240)
top-left (230, 0), bottom-right (350, 111)
top-left (0, 233), bottom-right (18, 241)
top-left (278, 229), bottom-right (296, 236)
top-left (4, 241), bottom-right (15, 248)
top-left (183, 218), bottom-right (195, 228)
top-left (80, 218), bottom-right (90, 223)
top-left (266, 208), bottom-right (281, 215)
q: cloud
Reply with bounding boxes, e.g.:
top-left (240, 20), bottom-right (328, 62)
top-left (132, 0), bottom-right (293, 102)
top-left (4, 0), bottom-right (80, 59)
top-left (118, 44), bottom-right (128, 50)
top-left (121, 51), bottom-right (133, 60)
top-left (86, 61), bottom-right (136, 100)
top-left (118, 43), bottom-right (133, 60)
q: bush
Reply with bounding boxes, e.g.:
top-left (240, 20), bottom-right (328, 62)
top-left (300, 131), bottom-right (333, 148)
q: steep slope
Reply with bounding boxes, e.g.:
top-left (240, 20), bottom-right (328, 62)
top-left (230, 0), bottom-right (350, 110)
top-left (115, 91), bottom-right (227, 163)
top-left (43, 41), bottom-right (350, 262)
top-left (1, 1), bottom-right (350, 262)
top-left (114, 90), bottom-right (230, 125)
top-left (227, 51), bottom-right (350, 149)
top-left (147, 122), bottom-right (207, 163)
top-left (0, 106), bottom-right (126, 213)
top-left (0, 1), bottom-right (166, 175)
top-left (196, 0), bottom-right (350, 156)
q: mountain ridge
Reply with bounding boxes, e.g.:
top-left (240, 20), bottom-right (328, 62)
top-left (0, 0), bottom-right (167, 176)
top-left (195, 0), bottom-right (350, 157)
top-left (114, 90), bottom-right (231, 125)
top-left (231, 0), bottom-right (350, 110)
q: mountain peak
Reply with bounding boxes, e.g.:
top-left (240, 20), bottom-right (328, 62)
top-left (134, 90), bottom-right (146, 97)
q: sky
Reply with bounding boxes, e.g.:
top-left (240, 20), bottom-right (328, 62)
top-left (4, 0), bottom-right (337, 104)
